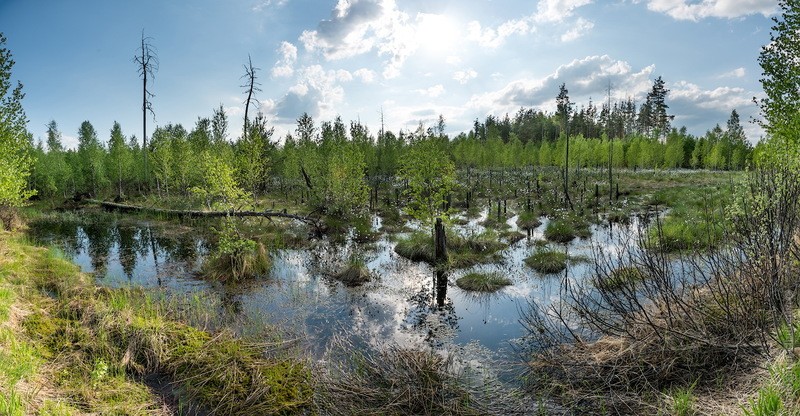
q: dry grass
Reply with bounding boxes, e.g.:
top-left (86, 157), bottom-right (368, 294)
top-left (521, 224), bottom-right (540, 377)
top-left (315, 338), bottom-right (528, 416)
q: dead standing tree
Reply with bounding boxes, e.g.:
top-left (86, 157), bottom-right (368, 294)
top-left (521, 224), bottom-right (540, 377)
top-left (134, 30), bottom-right (158, 187)
top-left (241, 54), bottom-right (261, 141)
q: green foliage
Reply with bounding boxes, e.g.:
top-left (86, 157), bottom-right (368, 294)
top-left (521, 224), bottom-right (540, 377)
top-left (455, 272), bottom-right (511, 292)
top-left (106, 121), bottom-right (132, 196)
top-left (757, 0), bottom-right (800, 139)
top-left (325, 141), bottom-right (369, 217)
top-left (76, 120), bottom-right (107, 195)
top-left (399, 137), bottom-right (456, 227)
top-left (0, 33), bottom-right (35, 211)
top-left (191, 150), bottom-right (250, 210)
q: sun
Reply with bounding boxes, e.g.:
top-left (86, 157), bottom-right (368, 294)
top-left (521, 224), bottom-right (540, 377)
top-left (415, 13), bottom-right (460, 55)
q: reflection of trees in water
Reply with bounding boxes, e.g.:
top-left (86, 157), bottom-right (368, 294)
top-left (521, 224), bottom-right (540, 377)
top-left (405, 271), bottom-right (459, 349)
top-left (115, 226), bottom-right (143, 279)
top-left (29, 218), bottom-right (83, 259)
top-left (83, 222), bottom-right (113, 278)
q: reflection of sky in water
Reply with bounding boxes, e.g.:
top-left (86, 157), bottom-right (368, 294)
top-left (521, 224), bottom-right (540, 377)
top-left (29, 210), bottom-right (647, 380)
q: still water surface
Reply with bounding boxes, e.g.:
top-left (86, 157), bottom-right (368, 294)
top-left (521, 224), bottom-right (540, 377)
top-left (29, 210), bottom-right (644, 378)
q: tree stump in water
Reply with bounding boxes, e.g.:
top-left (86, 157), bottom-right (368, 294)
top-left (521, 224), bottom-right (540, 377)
top-left (434, 217), bottom-right (447, 264)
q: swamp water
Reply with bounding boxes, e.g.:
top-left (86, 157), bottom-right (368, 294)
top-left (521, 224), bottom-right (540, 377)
top-left (28, 210), bottom-right (646, 382)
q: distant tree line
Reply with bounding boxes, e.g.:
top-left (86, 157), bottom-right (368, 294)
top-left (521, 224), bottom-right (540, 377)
top-left (29, 75), bottom-right (754, 215)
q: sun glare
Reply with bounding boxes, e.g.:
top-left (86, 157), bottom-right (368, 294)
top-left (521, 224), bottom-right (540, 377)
top-left (415, 13), bottom-right (459, 55)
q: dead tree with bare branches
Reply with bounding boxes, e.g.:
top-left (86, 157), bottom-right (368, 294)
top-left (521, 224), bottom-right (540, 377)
top-left (133, 30), bottom-right (158, 186)
top-left (241, 54), bottom-right (261, 141)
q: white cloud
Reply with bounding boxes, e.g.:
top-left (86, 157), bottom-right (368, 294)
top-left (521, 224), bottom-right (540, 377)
top-left (669, 80), bottom-right (761, 141)
top-left (225, 105), bottom-right (244, 117)
top-left (453, 68), bottom-right (478, 84)
top-left (446, 55), bottom-right (462, 65)
top-left (271, 41), bottom-right (298, 78)
top-left (466, 55), bottom-right (654, 114)
top-left (646, 0), bottom-right (777, 21)
top-left (466, 18), bottom-right (534, 48)
top-left (272, 65), bottom-right (346, 122)
top-left (62, 135), bottom-right (78, 150)
top-left (718, 67), bottom-right (746, 78)
top-left (670, 81), bottom-right (751, 110)
top-left (299, 0), bottom-right (423, 79)
top-left (464, 0), bottom-right (593, 48)
top-left (353, 68), bottom-right (376, 83)
top-left (252, 0), bottom-right (288, 12)
top-left (335, 69), bottom-right (353, 82)
top-left (414, 84), bottom-right (445, 98)
top-left (560, 17), bottom-right (594, 42)
top-left (535, 0), bottom-right (593, 23)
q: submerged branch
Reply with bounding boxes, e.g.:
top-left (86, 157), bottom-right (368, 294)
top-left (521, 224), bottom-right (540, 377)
top-left (86, 198), bottom-right (322, 230)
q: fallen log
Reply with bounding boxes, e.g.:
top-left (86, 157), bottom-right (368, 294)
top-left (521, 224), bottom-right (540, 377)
top-left (86, 199), bottom-right (322, 230)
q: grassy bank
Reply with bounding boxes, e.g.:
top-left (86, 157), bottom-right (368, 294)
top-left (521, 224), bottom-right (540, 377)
top-left (0, 230), bottom-right (312, 415)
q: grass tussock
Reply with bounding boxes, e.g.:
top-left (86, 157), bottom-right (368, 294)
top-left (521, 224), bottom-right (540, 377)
top-left (543, 219), bottom-right (576, 243)
top-left (524, 249), bottom-right (568, 274)
top-left (333, 258), bottom-right (372, 287)
top-left (203, 240), bottom-right (271, 282)
top-left (516, 211), bottom-right (542, 230)
top-left (455, 272), bottom-right (511, 292)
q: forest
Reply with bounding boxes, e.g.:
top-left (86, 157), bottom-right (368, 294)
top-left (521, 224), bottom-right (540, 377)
top-left (0, 2), bottom-right (799, 416)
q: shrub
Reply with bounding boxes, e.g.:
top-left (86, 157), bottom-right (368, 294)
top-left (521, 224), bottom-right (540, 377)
top-left (203, 217), bottom-right (271, 282)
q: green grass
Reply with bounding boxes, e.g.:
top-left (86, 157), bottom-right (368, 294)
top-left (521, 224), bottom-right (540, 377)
top-left (0, 287), bottom-right (13, 323)
top-left (455, 272), bottom-right (512, 292)
top-left (669, 382), bottom-right (696, 416)
top-left (524, 249), bottom-right (568, 274)
top-left (743, 385), bottom-right (783, 416)
top-left (647, 186), bottom-right (730, 252)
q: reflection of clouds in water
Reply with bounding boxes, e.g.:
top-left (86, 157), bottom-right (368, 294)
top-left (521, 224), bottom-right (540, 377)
top-left (29, 210), bottom-right (647, 379)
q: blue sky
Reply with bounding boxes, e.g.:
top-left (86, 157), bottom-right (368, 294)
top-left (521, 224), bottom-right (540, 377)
top-left (0, 0), bottom-right (777, 148)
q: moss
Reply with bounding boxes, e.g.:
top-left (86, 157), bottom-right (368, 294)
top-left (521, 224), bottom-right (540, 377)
top-left (525, 249), bottom-right (568, 274)
top-left (455, 272), bottom-right (512, 292)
